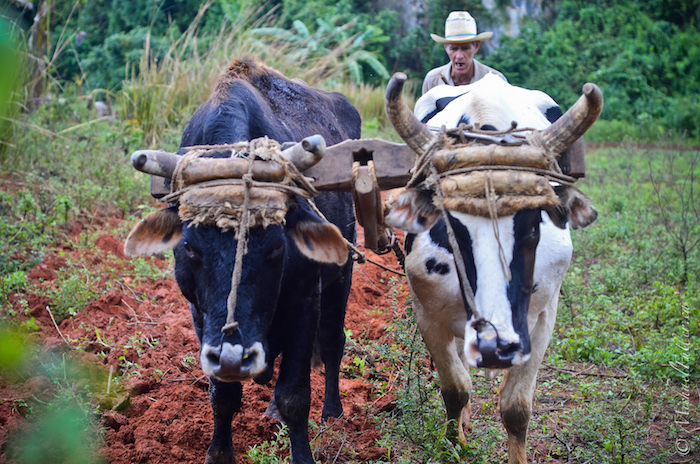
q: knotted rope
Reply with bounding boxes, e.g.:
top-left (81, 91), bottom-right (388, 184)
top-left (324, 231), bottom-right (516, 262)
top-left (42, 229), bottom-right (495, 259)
top-left (221, 152), bottom-right (255, 334)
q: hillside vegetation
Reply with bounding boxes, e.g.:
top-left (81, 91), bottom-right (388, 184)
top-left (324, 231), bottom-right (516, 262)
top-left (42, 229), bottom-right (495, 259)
top-left (3, 0), bottom-right (699, 143)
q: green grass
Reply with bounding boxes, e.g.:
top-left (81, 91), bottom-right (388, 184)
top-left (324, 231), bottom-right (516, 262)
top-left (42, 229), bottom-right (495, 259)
top-left (559, 144), bottom-right (699, 378)
top-left (1, 328), bottom-right (107, 464)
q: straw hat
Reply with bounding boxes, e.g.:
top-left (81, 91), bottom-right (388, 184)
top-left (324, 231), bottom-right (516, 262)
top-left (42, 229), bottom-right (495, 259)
top-left (430, 11), bottom-right (493, 44)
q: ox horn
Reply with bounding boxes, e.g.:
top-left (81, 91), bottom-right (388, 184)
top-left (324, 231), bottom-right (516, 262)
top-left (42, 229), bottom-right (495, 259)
top-left (281, 134), bottom-right (326, 171)
top-left (130, 135), bottom-right (327, 183)
top-left (131, 149), bottom-right (179, 179)
top-left (529, 83), bottom-right (604, 155)
top-left (385, 72), bottom-right (436, 156)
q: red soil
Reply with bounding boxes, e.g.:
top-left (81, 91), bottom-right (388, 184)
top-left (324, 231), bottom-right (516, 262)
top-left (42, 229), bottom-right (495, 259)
top-left (0, 218), bottom-right (409, 464)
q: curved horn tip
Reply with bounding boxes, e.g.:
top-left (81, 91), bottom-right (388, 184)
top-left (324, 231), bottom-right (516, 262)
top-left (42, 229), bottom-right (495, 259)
top-left (582, 83), bottom-right (602, 98)
top-left (392, 72), bottom-right (407, 83)
top-left (387, 72), bottom-right (408, 101)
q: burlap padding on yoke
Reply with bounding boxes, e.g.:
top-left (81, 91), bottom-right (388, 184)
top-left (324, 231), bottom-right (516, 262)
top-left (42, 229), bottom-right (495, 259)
top-left (438, 170), bottom-right (559, 217)
top-left (440, 171), bottom-right (552, 197)
top-left (179, 185), bottom-right (288, 231)
top-left (432, 145), bottom-right (553, 173)
top-left (442, 190), bottom-right (559, 217)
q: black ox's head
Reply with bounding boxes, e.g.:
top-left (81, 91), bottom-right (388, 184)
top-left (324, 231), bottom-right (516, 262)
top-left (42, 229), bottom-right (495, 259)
top-left (384, 73), bottom-right (602, 369)
top-left (124, 146), bottom-right (348, 383)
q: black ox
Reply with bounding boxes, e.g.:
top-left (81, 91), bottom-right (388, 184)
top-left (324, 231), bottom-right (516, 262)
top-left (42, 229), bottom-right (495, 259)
top-left (125, 58), bottom-right (360, 464)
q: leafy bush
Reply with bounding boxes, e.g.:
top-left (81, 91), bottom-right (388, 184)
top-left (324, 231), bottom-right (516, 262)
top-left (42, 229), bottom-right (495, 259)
top-left (487, 0), bottom-right (700, 141)
top-left (45, 0), bottom-right (226, 90)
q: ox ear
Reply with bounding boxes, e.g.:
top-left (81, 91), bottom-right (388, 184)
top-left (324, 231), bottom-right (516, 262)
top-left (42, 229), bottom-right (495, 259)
top-left (546, 186), bottom-right (598, 230)
top-left (290, 221), bottom-right (349, 265)
top-left (124, 206), bottom-right (183, 257)
top-left (385, 188), bottom-right (439, 234)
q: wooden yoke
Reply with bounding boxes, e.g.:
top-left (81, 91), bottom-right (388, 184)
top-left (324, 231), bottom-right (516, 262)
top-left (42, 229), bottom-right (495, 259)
top-left (134, 138), bottom-right (417, 253)
top-left (558, 137), bottom-right (586, 178)
top-left (306, 139), bottom-right (416, 252)
top-left (303, 139), bottom-right (417, 192)
top-left (352, 162), bottom-right (387, 251)
top-left (136, 132), bottom-right (584, 252)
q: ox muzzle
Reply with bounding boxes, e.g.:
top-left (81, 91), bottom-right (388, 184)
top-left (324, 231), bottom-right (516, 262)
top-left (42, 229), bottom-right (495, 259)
top-left (467, 319), bottom-right (530, 369)
top-left (200, 340), bottom-right (267, 382)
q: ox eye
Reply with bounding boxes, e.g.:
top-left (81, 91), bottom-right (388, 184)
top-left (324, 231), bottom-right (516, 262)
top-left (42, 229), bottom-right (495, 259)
top-left (530, 227), bottom-right (540, 240)
top-left (183, 240), bottom-right (196, 259)
top-left (267, 241), bottom-right (285, 260)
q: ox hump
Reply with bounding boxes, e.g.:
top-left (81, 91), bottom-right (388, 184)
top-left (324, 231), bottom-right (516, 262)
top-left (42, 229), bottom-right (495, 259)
top-left (225, 57), bottom-right (274, 80)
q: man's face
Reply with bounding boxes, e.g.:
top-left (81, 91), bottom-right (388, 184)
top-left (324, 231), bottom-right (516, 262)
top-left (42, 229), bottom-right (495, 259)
top-left (446, 41), bottom-right (480, 78)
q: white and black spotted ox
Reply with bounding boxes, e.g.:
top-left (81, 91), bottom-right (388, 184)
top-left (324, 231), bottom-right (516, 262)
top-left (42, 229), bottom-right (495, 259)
top-left (384, 73), bottom-right (602, 464)
top-left (124, 58), bottom-right (360, 464)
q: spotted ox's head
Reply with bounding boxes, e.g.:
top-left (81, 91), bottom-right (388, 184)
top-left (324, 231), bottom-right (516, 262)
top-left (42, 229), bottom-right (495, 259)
top-left (124, 195), bottom-right (348, 383)
top-left (384, 73), bottom-right (601, 369)
top-left (387, 186), bottom-right (595, 368)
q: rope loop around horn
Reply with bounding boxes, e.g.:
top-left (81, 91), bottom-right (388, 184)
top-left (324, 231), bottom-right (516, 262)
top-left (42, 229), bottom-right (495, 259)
top-left (405, 126), bottom-right (575, 218)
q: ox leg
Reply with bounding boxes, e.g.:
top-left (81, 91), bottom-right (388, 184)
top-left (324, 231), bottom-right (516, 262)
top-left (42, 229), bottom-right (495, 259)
top-left (414, 301), bottom-right (472, 445)
top-left (318, 261), bottom-right (352, 421)
top-left (276, 297), bottom-right (318, 464)
top-left (432, 337), bottom-right (473, 445)
top-left (499, 307), bottom-right (556, 464)
top-left (206, 379), bottom-right (242, 464)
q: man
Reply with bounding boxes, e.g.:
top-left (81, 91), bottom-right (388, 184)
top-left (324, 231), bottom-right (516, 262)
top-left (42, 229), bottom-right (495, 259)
top-left (422, 11), bottom-right (507, 95)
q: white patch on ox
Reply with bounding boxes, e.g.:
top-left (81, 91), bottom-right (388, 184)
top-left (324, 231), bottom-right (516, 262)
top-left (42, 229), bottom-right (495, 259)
top-left (529, 213), bottom-right (574, 320)
top-left (450, 212), bottom-right (526, 368)
top-left (404, 233), bottom-right (468, 338)
top-left (405, 234), bottom-right (463, 307)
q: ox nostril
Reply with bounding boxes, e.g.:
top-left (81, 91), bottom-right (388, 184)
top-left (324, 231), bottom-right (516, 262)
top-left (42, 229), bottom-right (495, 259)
top-left (201, 342), bottom-right (266, 381)
top-left (201, 344), bottom-right (224, 368)
top-left (475, 330), bottom-right (522, 368)
top-left (497, 341), bottom-right (521, 357)
top-left (206, 350), bottom-right (221, 367)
